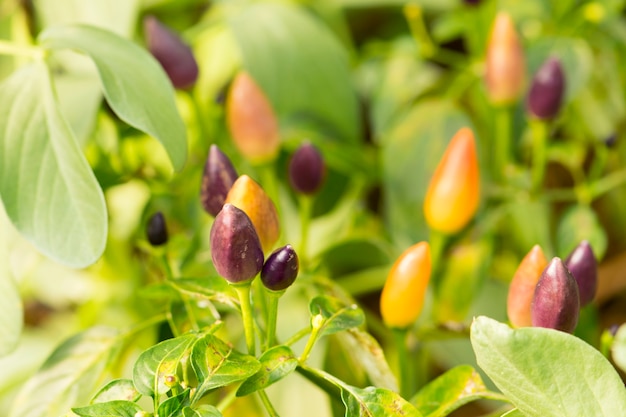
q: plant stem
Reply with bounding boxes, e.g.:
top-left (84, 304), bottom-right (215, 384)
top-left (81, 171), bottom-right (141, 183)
top-left (531, 120), bottom-right (549, 192)
top-left (298, 194), bottom-right (313, 266)
top-left (283, 326), bottom-right (311, 347)
top-left (264, 290), bottom-right (282, 350)
top-left (0, 40), bottom-right (43, 58)
top-left (258, 390), bottom-right (280, 417)
top-left (404, 3), bottom-right (436, 59)
top-left (428, 230), bottom-right (447, 284)
top-left (494, 106), bottom-right (512, 182)
top-left (392, 328), bottom-right (412, 399)
top-left (299, 314), bottom-right (324, 363)
top-left (234, 283), bottom-right (256, 355)
top-left (258, 162), bottom-right (280, 214)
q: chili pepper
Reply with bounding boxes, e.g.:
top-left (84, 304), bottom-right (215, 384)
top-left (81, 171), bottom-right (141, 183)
top-left (146, 211), bottom-right (168, 247)
top-left (423, 127), bottom-right (480, 234)
top-left (531, 257), bottom-right (580, 333)
top-left (210, 204), bottom-right (264, 284)
top-left (224, 175), bottom-right (280, 253)
top-left (507, 245), bottom-right (548, 327)
top-left (226, 72), bottom-right (280, 164)
top-left (261, 244), bottom-right (299, 292)
top-left (485, 12), bottom-right (525, 106)
top-left (527, 57), bottom-right (565, 120)
top-left (143, 15), bottom-right (198, 89)
top-left (200, 144), bottom-right (238, 217)
top-left (288, 142), bottom-right (326, 195)
top-left (380, 242), bottom-right (431, 329)
top-left (565, 240), bottom-right (597, 307)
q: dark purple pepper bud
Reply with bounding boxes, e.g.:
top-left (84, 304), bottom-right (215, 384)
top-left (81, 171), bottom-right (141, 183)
top-left (565, 240), bottom-right (597, 307)
top-left (527, 57), bottom-right (565, 120)
top-left (201, 145), bottom-right (238, 216)
top-left (210, 204), bottom-right (264, 284)
top-left (604, 133), bottom-right (617, 148)
top-left (143, 15), bottom-right (199, 89)
top-left (288, 142), bottom-right (325, 195)
top-left (531, 257), bottom-right (580, 333)
top-left (261, 245), bottom-right (299, 292)
top-left (146, 212), bottom-right (168, 246)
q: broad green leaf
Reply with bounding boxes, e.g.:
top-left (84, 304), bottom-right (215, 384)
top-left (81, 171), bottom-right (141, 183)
top-left (556, 205), bottom-right (607, 260)
top-left (72, 400), bottom-right (143, 417)
top-left (229, 2), bottom-right (360, 143)
top-left (9, 326), bottom-right (121, 417)
top-left (0, 210), bottom-right (22, 356)
top-left (72, 401), bottom-right (142, 417)
top-left (0, 62), bottom-right (107, 267)
top-left (381, 99), bottom-right (472, 247)
top-left (90, 379), bottom-right (140, 404)
top-left (471, 316), bottom-right (626, 417)
top-left (237, 345), bottom-right (298, 396)
top-left (411, 365), bottom-right (508, 417)
top-left (157, 388), bottom-right (191, 417)
top-left (309, 295), bottom-right (364, 337)
top-left (190, 334), bottom-right (261, 401)
top-left (182, 405), bottom-right (223, 417)
top-left (501, 410), bottom-right (524, 417)
top-left (611, 323), bottom-right (626, 373)
top-left (39, 24), bottom-right (187, 171)
top-left (132, 333), bottom-right (198, 398)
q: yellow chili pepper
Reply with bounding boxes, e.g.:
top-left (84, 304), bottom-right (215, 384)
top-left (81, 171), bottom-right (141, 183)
top-left (506, 244), bottom-right (548, 327)
top-left (224, 174), bottom-right (280, 253)
top-left (226, 71), bottom-right (280, 164)
top-left (484, 12), bottom-right (525, 106)
top-left (380, 242), bottom-right (431, 329)
top-left (423, 127), bottom-right (480, 234)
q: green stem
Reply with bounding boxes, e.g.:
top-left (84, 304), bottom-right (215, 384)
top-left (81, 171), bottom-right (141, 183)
top-left (283, 326), bottom-right (311, 347)
top-left (264, 290), bottom-right (282, 350)
top-left (234, 283), bottom-right (256, 355)
top-left (257, 390), bottom-right (280, 417)
top-left (258, 162), bottom-right (280, 213)
top-left (428, 230), bottom-right (447, 283)
top-left (299, 314), bottom-right (324, 363)
top-left (589, 167), bottom-right (626, 199)
top-left (531, 120), bottom-right (549, 192)
top-left (404, 3), bottom-right (436, 59)
top-left (0, 40), bottom-right (43, 58)
top-left (392, 328), bottom-right (412, 399)
top-left (298, 195), bottom-right (313, 266)
top-left (494, 106), bottom-right (512, 182)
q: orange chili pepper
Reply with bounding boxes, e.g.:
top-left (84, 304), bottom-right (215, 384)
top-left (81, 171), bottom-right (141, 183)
top-left (226, 72), bottom-right (280, 164)
top-left (507, 244), bottom-right (548, 327)
top-left (423, 127), bottom-right (480, 234)
top-left (380, 242), bottom-right (431, 329)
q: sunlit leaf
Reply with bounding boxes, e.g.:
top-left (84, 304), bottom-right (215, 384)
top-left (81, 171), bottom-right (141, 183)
top-left (72, 400), bottom-right (143, 417)
top-left (0, 211), bottom-right (22, 356)
top-left (190, 334), bottom-right (261, 401)
top-left (9, 327), bottom-right (121, 417)
top-left (471, 316), bottom-right (626, 417)
top-left (90, 379), bottom-right (140, 404)
top-left (182, 405), bottom-right (223, 417)
top-left (157, 388), bottom-right (191, 417)
top-left (309, 295), bottom-right (364, 337)
top-left (132, 333), bottom-right (198, 398)
top-left (39, 24), bottom-right (187, 171)
top-left (237, 345), bottom-right (298, 396)
top-left (411, 365), bottom-right (508, 417)
top-left (0, 62), bottom-right (107, 267)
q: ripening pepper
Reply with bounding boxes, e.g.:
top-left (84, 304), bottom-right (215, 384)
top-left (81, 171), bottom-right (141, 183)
top-left (146, 211), bottom-right (168, 246)
top-left (380, 242), bottom-right (431, 329)
top-left (484, 12), bottom-right (525, 106)
top-left (531, 257), bottom-right (580, 333)
top-left (423, 127), bottom-right (480, 234)
top-left (200, 145), bottom-right (238, 217)
top-left (226, 72), bottom-right (280, 164)
top-left (210, 204), bottom-right (264, 284)
top-left (507, 245), bottom-right (548, 327)
top-left (261, 245), bottom-right (299, 292)
top-left (565, 240), bottom-right (598, 307)
top-left (143, 15), bottom-right (199, 89)
top-left (224, 175), bottom-right (280, 253)
top-left (288, 142), bottom-right (326, 195)
top-left (526, 57), bottom-right (565, 120)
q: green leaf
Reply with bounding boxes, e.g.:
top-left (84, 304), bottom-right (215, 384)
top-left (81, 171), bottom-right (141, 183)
top-left (157, 388), bottom-right (191, 417)
top-left (90, 379), bottom-right (140, 404)
top-left (470, 316), bottom-right (626, 417)
top-left (237, 345), bottom-right (298, 396)
top-left (500, 410), bottom-right (524, 417)
top-left (556, 205), bottom-right (607, 260)
top-left (0, 212), bottom-right (22, 356)
top-left (39, 24), bottom-right (187, 171)
top-left (0, 62), bottom-right (107, 268)
top-left (611, 323), bottom-right (626, 373)
top-left (411, 365), bottom-right (508, 417)
top-left (190, 334), bottom-right (261, 401)
top-left (9, 326), bottom-right (121, 417)
top-left (229, 2), bottom-right (360, 143)
top-left (72, 400), bottom-right (143, 417)
top-left (182, 405), bottom-right (223, 417)
top-left (309, 295), bottom-right (365, 337)
top-left (132, 333), bottom-right (198, 398)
